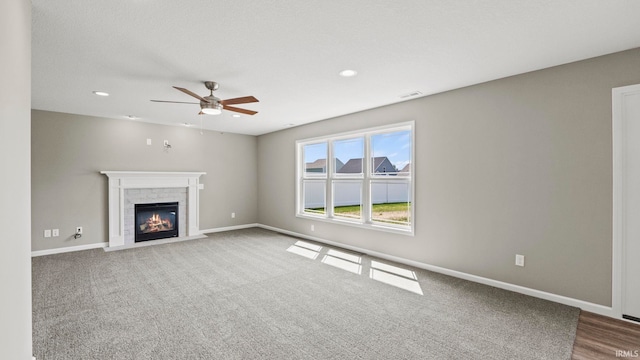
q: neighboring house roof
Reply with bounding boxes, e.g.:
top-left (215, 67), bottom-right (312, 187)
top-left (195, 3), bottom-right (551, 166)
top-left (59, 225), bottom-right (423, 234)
top-left (337, 157), bottom-right (398, 174)
top-left (306, 158), bottom-right (345, 172)
top-left (337, 158), bottom-right (363, 173)
top-left (305, 159), bottom-right (326, 170)
top-left (400, 163), bottom-right (411, 173)
top-left (373, 157), bottom-right (397, 174)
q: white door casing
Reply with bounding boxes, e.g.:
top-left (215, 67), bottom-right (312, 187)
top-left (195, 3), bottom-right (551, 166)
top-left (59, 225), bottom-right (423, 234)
top-left (613, 83), bottom-right (640, 321)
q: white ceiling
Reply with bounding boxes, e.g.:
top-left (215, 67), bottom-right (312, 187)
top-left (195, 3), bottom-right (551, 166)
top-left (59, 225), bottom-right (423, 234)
top-left (32, 1), bottom-right (640, 136)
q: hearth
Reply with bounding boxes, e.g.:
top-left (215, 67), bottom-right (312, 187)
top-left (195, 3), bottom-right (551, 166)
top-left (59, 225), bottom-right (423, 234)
top-left (134, 202), bottom-right (179, 242)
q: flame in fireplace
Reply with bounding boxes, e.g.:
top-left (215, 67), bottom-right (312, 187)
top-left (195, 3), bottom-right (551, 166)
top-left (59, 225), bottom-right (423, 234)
top-left (140, 212), bottom-right (174, 233)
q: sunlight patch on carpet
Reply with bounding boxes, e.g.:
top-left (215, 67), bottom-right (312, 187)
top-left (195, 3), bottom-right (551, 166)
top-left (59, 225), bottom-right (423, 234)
top-left (370, 260), bottom-right (423, 295)
top-left (321, 249), bottom-right (362, 274)
top-left (286, 241), bottom-right (322, 259)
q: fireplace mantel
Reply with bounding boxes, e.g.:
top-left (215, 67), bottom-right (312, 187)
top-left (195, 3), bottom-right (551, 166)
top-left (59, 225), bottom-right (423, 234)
top-left (100, 171), bottom-right (206, 248)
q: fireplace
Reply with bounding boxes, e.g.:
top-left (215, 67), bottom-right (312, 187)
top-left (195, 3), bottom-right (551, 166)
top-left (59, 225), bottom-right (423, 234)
top-left (134, 202), bottom-right (179, 242)
top-left (101, 171), bottom-right (206, 248)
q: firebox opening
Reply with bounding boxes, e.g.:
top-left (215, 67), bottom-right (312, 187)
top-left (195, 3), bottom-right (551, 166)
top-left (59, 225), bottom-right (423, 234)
top-left (134, 202), bottom-right (179, 242)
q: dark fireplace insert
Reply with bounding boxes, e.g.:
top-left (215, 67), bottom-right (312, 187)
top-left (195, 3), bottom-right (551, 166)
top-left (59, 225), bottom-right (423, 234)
top-left (134, 202), bottom-right (179, 242)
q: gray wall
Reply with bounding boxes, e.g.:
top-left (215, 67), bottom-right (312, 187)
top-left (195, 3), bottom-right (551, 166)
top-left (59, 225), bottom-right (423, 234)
top-left (0, 0), bottom-right (33, 357)
top-left (31, 111), bottom-right (258, 252)
top-left (257, 48), bottom-right (640, 307)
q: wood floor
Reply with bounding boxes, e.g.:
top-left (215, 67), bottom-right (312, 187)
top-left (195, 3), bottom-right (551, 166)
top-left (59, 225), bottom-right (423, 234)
top-left (572, 311), bottom-right (640, 359)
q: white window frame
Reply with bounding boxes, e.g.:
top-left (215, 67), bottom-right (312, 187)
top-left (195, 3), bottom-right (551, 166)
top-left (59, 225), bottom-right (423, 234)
top-left (296, 121), bottom-right (414, 235)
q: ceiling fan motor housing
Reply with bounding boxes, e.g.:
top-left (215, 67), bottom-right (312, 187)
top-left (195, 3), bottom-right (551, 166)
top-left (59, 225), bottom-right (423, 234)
top-left (204, 81), bottom-right (219, 91)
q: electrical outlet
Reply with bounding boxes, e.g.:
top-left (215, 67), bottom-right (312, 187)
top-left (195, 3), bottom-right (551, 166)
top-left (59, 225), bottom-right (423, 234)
top-left (44, 229), bottom-right (51, 238)
top-left (515, 254), bottom-right (525, 267)
top-left (52, 229), bottom-right (59, 237)
top-left (231, 212), bottom-right (236, 218)
top-left (76, 226), bottom-right (83, 234)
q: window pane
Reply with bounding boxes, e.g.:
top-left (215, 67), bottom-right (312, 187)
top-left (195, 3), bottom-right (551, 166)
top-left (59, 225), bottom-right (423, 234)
top-left (333, 181), bottom-right (362, 220)
top-left (303, 180), bottom-right (326, 215)
top-left (334, 137), bottom-right (364, 175)
top-left (371, 130), bottom-right (411, 176)
top-left (297, 123), bottom-right (413, 233)
top-left (304, 142), bottom-right (328, 176)
top-left (371, 181), bottom-right (411, 226)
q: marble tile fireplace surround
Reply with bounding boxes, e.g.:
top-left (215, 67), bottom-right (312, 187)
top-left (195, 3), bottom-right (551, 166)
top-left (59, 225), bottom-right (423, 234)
top-left (100, 171), bottom-right (206, 249)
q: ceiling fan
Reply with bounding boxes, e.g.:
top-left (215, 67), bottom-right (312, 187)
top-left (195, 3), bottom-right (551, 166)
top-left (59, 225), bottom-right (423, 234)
top-left (151, 81), bottom-right (258, 115)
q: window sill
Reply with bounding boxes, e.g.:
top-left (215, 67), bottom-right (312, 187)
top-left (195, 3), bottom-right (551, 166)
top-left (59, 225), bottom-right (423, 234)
top-left (296, 213), bottom-right (414, 236)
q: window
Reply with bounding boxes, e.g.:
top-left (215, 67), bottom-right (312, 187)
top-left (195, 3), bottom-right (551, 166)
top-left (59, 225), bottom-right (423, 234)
top-left (296, 122), bottom-right (414, 234)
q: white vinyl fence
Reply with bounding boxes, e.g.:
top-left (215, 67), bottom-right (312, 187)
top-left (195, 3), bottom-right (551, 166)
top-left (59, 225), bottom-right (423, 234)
top-left (304, 182), bottom-right (410, 209)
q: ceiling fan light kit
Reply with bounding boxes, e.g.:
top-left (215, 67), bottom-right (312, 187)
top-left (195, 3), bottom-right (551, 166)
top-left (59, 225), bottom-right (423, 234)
top-left (151, 81), bottom-right (259, 116)
top-left (201, 102), bottom-right (223, 115)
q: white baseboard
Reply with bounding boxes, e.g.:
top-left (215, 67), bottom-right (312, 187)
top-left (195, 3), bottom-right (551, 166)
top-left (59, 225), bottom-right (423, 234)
top-left (30, 223), bottom-right (258, 257)
top-left (103, 234), bottom-right (208, 252)
top-left (256, 223), bottom-right (615, 318)
top-left (200, 223), bottom-right (259, 234)
top-left (31, 242), bottom-right (108, 257)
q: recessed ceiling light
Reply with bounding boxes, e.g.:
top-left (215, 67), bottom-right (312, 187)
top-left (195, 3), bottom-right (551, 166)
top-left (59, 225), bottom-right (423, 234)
top-left (284, 123), bottom-right (295, 127)
top-left (124, 115), bottom-right (138, 120)
top-left (339, 69), bottom-right (357, 77)
top-left (232, 114), bottom-right (241, 118)
top-left (93, 91), bottom-right (109, 96)
top-left (182, 122), bottom-right (194, 127)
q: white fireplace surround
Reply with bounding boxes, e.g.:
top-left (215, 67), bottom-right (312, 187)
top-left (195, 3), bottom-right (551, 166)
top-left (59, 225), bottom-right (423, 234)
top-left (100, 171), bottom-right (206, 248)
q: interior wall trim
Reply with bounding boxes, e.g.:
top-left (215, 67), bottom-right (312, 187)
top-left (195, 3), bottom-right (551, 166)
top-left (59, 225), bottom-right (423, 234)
top-left (30, 223), bottom-right (260, 257)
top-left (256, 224), bottom-right (615, 319)
top-left (31, 242), bottom-right (108, 257)
top-left (199, 223), bottom-right (260, 235)
top-left (612, 83), bottom-right (640, 320)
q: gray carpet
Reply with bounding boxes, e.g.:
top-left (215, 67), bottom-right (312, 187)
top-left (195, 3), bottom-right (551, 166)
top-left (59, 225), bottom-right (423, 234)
top-left (32, 228), bottom-right (579, 359)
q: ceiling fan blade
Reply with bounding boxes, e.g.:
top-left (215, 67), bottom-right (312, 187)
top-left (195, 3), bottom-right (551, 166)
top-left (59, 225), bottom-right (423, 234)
top-left (150, 100), bottom-right (199, 104)
top-left (220, 96), bottom-right (259, 105)
top-left (173, 86), bottom-right (211, 103)
top-left (223, 105), bottom-right (258, 115)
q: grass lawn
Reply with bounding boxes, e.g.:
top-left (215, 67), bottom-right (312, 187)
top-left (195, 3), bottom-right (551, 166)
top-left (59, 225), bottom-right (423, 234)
top-left (305, 202), bottom-right (410, 223)
top-left (333, 202), bottom-right (409, 213)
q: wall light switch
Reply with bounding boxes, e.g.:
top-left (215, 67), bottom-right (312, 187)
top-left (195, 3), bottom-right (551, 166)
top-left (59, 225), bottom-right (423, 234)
top-left (146, 138), bottom-right (152, 145)
top-left (231, 212), bottom-right (236, 218)
top-left (515, 254), bottom-right (525, 267)
top-left (311, 224), bottom-right (315, 232)
top-left (52, 229), bottom-right (59, 237)
top-left (44, 229), bottom-right (51, 238)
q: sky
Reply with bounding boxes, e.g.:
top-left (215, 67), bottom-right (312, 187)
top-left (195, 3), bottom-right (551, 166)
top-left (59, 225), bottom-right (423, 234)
top-left (304, 130), bottom-right (411, 170)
